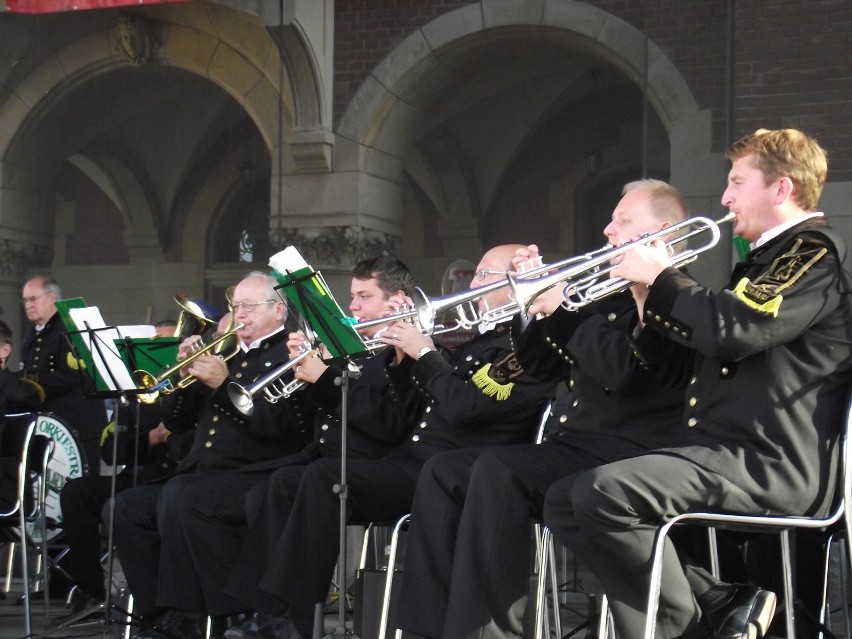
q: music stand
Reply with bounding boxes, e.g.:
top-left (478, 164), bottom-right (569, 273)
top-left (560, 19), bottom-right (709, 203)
top-left (270, 247), bottom-right (366, 638)
top-left (50, 303), bottom-right (174, 632)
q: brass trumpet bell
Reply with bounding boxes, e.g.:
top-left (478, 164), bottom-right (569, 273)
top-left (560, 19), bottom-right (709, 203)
top-left (174, 293), bottom-right (222, 342)
top-left (134, 293), bottom-right (238, 404)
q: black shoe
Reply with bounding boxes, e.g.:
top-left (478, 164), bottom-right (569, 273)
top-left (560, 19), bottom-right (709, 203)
top-left (134, 608), bottom-right (204, 639)
top-left (703, 585), bottom-right (777, 639)
top-left (50, 591), bottom-right (105, 628)
top-left (223, 614), bottom-right (303, 639)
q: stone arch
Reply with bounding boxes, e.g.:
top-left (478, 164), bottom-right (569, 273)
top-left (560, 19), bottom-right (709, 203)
top-left (0, 6), bottom-right (322, 255)
top-left (336, 0), bottom-right (711, 262)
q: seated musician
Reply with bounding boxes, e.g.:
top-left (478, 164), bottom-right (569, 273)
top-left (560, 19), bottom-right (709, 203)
top-left (52, 319), bottom-right (192, 627)
top-left (19, 276), bottom-right (107, 472)
top-left (0, 319), bottom-right (42, 512)
top-left (395, 179), bottom-right (695, 639)
top-left (112, 273), bottom-right (313, 639)
top-left (546, 128), bottom-right (851, 639)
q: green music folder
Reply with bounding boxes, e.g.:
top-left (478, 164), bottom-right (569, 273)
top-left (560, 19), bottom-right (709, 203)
top-left (268, 247), bottom-right (368, 358)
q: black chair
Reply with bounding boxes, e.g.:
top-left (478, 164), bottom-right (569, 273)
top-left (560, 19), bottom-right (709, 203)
top-left (0, 411), bottom-right (55, 637)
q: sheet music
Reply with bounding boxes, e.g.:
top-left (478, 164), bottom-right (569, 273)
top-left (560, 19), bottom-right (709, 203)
top-left (67, 307), bottom-right (155, 391)
top-left (269, 245), bottom-right (310, 273)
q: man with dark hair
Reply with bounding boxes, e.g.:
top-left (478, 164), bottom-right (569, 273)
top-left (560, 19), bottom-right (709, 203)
top-left (19, 275), bottom-right (107, 472)
top-left (546, 128), bottom-right (852, 639)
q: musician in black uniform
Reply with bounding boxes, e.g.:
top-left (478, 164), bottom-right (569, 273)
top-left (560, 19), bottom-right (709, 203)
top-left (19, 275), bottom-right (107, 473)
top-left (395, 180), bottom-right (691, 639)
top-left (223, 245), bottom-right (557, 639)
top-left (155, 256), bottom-right (423, 622)
top-left (545, 128), bottom-right (852, 639)
top-left (0, 319), bottom-right (42, 511)
top-left (112, 273), bottom-right (312, 639)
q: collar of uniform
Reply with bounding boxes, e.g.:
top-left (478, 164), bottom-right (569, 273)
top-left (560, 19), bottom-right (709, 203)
top-left (240, 325), bottom-right (286, 352)
top-left (753, 212), bottom-right (824, 249)
top-left (35, 312), bottom-right (60, 333)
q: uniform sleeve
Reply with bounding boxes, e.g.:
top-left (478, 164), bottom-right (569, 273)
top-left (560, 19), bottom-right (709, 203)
top-left (643, 232), bottom-right (844, 361)
top-left (413, 341), bottom-right (554, 431)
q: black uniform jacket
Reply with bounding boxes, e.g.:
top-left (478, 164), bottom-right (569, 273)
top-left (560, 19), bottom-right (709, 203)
top-left (512, 291), bottom-right (683, 457)
top-left (389, 322), bottom-right (557, 463)
top-left (19, 312), bottom-right (107, 439)
top-left (298, 346), bottom-right (423, 458)
top-left (247, 346), bottom-right (424, 471)
top-left (162, 329), bottom-right (311, 474)
top-left (634, 218), bottom-right (852, 516)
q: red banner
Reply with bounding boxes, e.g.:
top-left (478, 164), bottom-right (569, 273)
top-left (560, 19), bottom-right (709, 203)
top-left (5, 0), bottom-right (190, 13)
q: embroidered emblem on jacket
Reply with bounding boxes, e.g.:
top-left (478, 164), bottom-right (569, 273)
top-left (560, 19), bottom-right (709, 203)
top-left (471, 352), bottom-right (523, 400)
top-left (733, 239), bottom-right (827, 317)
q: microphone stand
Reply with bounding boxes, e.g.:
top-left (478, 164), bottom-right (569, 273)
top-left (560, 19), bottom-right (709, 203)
top-left (321, 364), bottom-right (361, 639)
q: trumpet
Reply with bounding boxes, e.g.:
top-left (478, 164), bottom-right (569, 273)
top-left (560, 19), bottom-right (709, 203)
top-left (403, 252), bottom-right (599, 334)
top-left (227, 346), bottom-right (318, 415)
top-left (406, 212), bottom-right (734, 329)
top-left (507, 212), bottom-right (736, 319)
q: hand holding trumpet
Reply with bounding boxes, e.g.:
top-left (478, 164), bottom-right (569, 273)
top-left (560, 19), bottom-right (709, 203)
top-left (287, 331), bottom-right (325, 384)
top-left (379, 320), bottom-right (436, 363)
top-left (610, 238), bottom-right (673, 286)
top-left (513, 244), bottom-right (562, 317)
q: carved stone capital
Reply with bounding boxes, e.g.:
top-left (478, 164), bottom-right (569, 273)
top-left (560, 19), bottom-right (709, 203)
top-left (0, 239), bottom-right (52, 278)
top-left (114, 16), bottom-right (161, 66)
top-left (268, 225), bottom-right (399, 266)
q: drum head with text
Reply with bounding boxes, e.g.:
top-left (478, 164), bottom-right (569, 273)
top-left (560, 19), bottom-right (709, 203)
top-left (31, 413), bottom-right (88, 541)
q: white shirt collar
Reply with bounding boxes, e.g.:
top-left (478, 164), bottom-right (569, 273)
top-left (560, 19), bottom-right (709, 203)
top-left (240, 325), bottom-right (286, 352)
top-left (753, 212), bottom-right (824, 249)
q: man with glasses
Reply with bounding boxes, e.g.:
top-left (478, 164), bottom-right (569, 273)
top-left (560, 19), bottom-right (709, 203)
top-left (18, 275), bottom-right (108, 471)
top-left (112, 272), bottom-right (313, 639)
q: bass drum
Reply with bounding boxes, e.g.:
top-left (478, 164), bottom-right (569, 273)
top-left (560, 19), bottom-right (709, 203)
top-left (31, 413), bottom-right (89, 541)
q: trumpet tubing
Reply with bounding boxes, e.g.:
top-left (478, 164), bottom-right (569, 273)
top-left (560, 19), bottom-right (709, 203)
top-left (227, 347), bottom-right (318, 415)
top-left (510, 212), bottom-right (735, 317)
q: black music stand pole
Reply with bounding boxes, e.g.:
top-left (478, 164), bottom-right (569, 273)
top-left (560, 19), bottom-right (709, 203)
top-left (321, 365), bottom-right (360, 639)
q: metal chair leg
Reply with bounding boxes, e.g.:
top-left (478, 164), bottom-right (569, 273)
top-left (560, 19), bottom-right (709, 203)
top-left (377, 514), bottom-right (408, 639)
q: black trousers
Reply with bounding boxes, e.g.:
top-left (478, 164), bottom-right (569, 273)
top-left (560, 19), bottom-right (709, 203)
top-left (59, 473), bottom-right (134, 599)
top-left (226, 455), bottom-right (424, 637)
top-left (395, 441), bottom-right (611, 639)
top-left (543, 453), bottom-right (766, 639)
top-left (225, 464), bottom-right (313, 615)
top-left (157, 472), bottom-right (272, 616)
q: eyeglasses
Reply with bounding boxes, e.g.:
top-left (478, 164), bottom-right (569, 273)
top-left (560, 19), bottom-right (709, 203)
top-left (474, 269), bottom-right (510, 281)
top-left (21, 292), bottom-right (50, 304)
top-left (229, 300), bottom-right (277, 313)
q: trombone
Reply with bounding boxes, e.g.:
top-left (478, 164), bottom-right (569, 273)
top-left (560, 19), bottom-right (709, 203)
top-left (134, 294), bottom-right (243, 403)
